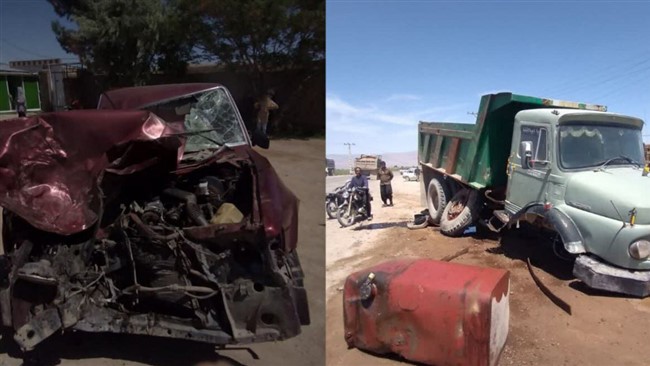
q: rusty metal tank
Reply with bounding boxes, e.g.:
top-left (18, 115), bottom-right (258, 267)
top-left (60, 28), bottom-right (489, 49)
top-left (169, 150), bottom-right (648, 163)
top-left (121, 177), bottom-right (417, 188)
top-left (343, 258), bottom-right (510, 366)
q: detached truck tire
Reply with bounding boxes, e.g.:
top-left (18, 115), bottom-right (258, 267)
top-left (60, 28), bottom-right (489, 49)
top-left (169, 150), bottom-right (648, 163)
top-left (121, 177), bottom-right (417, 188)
top-left (440, 189), bottom-right (479, 237)
top-left (427, 178), bottom-right (450, 225)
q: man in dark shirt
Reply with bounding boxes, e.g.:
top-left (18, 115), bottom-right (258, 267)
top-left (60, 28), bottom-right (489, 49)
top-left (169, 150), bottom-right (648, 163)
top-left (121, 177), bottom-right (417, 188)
top-left (349, 167), bottom-right (371, 219)
top-left (377, 162), bottom-right (394, 206)
top-left (350, 167), bottom-right (368, 188)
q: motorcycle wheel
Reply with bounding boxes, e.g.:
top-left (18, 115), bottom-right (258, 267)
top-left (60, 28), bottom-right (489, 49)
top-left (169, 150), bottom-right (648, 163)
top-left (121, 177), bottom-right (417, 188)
top-left (326, 199), bottom-right (338, 219)
top-left (337, 206), bottom-right (356, 227)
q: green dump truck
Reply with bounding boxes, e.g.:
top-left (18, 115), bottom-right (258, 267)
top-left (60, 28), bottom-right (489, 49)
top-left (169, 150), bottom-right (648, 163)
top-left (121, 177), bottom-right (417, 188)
top-left (419, 92), bottom-right (649, 297)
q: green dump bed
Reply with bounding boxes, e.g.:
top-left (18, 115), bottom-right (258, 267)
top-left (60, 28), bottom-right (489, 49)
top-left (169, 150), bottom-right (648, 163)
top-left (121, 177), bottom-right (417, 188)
top-left (418, 92), bottom-right (606, 189)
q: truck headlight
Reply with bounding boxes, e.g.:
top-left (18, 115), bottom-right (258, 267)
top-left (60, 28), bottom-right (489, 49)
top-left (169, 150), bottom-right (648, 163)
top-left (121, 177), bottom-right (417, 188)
top-left (629, 240), bottom-right (650, 260)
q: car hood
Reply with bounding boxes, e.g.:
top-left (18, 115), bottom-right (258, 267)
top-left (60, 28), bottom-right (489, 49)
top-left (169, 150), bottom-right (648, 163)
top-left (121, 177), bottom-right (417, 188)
top-left (565, 168), bottom-right (650, 225)
top-left (0, 110), bottom-right (179, 235)
top-left (0, 112), bottom-right (298, 251)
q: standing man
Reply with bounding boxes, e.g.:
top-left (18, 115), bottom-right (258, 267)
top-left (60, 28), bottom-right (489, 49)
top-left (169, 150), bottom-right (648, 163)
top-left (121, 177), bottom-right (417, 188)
top-left (15, 87), bottom-right (26, 117)
top-left (349, 167), bottom-right (372, 219)
top-left (377, 162), bottom-right (394, 206)
top-left (254, 89), bottom-right (279, 136)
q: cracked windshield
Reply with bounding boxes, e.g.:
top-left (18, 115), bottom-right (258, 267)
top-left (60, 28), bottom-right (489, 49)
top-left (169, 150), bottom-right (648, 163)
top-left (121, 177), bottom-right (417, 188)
top-left (183, 88), bottom-right (246, 151)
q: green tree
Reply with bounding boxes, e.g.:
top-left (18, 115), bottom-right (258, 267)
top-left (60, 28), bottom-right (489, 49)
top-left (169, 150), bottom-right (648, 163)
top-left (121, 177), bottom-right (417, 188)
top-left (192, 0), bottom-right (325, 94)
top-left (48, 0), bottom-right (195, 86)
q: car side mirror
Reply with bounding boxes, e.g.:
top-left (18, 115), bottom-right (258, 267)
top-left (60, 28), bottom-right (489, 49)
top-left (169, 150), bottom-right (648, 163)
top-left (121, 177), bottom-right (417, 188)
top-left (520, 141), bottom-right (533, 169)
top-left (251, 129), bottom-right (270, 149)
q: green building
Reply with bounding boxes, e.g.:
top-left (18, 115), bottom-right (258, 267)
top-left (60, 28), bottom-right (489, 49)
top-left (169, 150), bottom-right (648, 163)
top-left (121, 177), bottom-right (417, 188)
top-left (0, 67), bottom-right (41, 113)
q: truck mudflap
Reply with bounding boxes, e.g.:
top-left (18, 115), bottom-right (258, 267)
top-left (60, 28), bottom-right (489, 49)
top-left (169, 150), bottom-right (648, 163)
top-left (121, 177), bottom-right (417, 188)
top-left (573, 255), bottom-right (650, 297)
top-left (343, 259), bottom-right (510, 366)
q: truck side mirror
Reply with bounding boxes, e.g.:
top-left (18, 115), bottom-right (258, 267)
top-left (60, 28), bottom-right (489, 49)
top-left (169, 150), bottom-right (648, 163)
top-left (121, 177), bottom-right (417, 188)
top-left (520, 141), bottom-right (533, 169)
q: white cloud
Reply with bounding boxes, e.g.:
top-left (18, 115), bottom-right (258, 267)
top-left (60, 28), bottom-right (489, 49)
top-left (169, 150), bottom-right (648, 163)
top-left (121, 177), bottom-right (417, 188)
top-left (326, 94), bottom-right (414, 126)
top-left (385, 93), bottom-right (422, 102)
top-left (326, 93), bottom-right (471, 154)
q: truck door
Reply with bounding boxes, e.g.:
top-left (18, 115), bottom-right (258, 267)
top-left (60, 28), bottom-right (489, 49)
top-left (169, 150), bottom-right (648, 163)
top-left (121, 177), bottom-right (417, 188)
top-left (505, 124), bottom-right (551, 212)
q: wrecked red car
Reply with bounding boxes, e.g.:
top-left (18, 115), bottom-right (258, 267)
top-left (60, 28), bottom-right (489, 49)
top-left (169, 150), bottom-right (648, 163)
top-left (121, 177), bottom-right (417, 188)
top-left (0, 83), bottom-right (309, 352)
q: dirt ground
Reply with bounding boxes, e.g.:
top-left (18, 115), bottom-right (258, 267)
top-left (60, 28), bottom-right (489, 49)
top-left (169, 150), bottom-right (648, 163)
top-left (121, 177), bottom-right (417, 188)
top-left (325, 175), bottom-right (650, 366)
top-left (0, 139), bottom-right (325, 366)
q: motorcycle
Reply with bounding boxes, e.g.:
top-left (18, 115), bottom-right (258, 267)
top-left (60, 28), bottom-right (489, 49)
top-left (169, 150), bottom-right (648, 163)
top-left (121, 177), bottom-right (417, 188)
top-left (336, 187), bottom-right (372, 227)
top-left (326, 180), bottom-right (350, 219)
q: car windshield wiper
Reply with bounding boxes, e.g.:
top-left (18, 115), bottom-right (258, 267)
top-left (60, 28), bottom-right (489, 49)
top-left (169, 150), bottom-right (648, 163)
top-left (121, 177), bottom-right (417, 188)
top-left (167, 128), bottom-right (225, 147)
top-left (596, 155), bottom-right (641, 169)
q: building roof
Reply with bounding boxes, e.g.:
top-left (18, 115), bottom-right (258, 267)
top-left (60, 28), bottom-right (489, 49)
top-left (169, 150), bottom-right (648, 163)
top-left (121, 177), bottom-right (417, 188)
top-left (0, 63), bottom-right (38, 76)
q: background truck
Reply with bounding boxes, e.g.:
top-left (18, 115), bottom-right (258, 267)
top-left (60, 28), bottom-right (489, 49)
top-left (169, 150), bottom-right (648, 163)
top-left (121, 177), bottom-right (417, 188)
top-left (326, 158), bottom-right (335, 176)
top-left (354, 154), bottom-right (383, 177)
top-left (419, 92), bottom-right (649, 297)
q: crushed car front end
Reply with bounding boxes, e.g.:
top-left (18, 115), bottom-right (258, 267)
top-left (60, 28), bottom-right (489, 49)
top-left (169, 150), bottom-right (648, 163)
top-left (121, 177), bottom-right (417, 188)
top-left (0, 86), bottom-right (308, 352)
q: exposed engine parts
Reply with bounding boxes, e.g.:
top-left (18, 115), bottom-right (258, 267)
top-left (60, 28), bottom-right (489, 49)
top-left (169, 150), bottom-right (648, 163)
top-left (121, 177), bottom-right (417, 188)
top-left (0, 162), bottom-right (308, 352)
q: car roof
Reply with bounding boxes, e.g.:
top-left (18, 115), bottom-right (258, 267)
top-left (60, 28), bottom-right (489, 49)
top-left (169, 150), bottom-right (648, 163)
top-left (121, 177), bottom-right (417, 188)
top-left (97, 83), bottom-right (222, 110)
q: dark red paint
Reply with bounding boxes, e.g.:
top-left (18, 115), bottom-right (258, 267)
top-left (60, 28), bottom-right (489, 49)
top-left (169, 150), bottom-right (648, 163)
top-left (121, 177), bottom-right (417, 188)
top-left (0, 84), bottom-right (298, 251)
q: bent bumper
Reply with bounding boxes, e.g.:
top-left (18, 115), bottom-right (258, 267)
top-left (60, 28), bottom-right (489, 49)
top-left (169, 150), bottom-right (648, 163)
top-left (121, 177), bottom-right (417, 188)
top-left (573, 255), bottom-right (650, 297)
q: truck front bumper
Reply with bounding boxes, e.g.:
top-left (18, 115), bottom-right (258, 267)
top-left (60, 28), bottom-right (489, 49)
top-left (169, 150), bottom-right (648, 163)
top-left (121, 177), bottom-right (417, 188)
top-left (573, 255), bottom-right (650, 297)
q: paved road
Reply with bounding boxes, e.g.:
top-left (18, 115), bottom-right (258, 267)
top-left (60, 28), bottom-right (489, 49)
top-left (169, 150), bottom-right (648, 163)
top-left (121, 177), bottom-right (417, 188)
top-left (326, 175), bottom-right (350, 193)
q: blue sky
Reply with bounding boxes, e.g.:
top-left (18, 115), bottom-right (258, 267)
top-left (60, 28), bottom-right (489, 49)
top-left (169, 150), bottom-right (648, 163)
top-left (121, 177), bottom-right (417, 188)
top-left (0, 0), bottom-right (77, 64)
top-left (326, 0), bottom-right (650, 155)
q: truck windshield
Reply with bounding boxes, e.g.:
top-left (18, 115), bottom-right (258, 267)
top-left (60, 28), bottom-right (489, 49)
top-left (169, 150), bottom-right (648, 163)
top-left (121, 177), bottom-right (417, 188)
top-left (559, 124), bottom-right (644, 169)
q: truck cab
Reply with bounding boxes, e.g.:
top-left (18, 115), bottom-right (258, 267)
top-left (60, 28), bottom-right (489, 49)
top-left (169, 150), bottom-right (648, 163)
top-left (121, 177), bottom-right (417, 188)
top-left (418, 92), bottom-right (650, 296)
top-left (507, 109), bottom-right (649, 293)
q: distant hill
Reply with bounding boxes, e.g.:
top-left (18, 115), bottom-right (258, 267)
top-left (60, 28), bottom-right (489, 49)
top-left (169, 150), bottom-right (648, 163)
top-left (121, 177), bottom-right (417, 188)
top-left (326, 151), bottom-right (418, 169)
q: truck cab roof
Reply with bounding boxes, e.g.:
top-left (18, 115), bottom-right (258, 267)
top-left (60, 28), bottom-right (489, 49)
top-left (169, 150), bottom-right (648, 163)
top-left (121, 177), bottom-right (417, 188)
top-left (515, 108), bottom-right (644, 129)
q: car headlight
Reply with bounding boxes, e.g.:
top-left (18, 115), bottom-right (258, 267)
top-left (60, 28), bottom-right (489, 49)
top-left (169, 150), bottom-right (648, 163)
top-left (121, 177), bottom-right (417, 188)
top-left (629, 240), bottom-right (650, 260)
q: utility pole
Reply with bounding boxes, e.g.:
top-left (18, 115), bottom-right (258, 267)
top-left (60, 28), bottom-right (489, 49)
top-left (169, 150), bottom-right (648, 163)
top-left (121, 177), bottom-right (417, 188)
top-left (344, 142), bottom-right (355, 174)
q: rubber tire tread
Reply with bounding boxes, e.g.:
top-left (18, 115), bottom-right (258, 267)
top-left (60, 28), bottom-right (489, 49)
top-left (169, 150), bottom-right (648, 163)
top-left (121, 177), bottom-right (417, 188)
top-left (337, 206), bottom-right (356, 227)
top-left (440, 189), bottom-right (479, 237)
top-left (427, 177), bottom-right (450, 225)
top-left (326, 200), bottom-right (337, 219)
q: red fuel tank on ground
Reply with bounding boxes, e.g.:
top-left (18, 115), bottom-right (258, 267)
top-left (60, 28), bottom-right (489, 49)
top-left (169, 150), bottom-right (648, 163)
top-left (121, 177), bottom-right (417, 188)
top-left (343, 258), bottom-right (510, 366)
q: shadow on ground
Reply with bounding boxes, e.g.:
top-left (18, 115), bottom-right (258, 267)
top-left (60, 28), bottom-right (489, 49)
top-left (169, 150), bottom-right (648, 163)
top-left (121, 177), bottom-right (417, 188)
top-left (568, 280), bottom-right (635, 299)
top-left (356, 348), bottom-right (425, 366)
top-left (487, 226), bottom-right (576, 281)
top-left (353, 221), bottom-right (409, 231)
top-left (0, 331), bottom-right (248, 366)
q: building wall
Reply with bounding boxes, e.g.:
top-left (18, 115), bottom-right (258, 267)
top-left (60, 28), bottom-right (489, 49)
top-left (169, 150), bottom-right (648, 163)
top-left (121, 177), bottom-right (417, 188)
top-left (0, 74), bottom-right (41, 112)
top-left (0, 77), bottom-right (9, 111)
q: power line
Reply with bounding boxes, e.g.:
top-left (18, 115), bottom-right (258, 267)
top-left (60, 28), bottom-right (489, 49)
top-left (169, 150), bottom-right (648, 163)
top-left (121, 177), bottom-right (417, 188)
top-left (343, 142), bottom-right (355, 174)
top-left (590, 71), bottom-right (650, 102)
top-left (0, 37), bottom-right (62, 60)
top-left (542, 50), bottom-right (650, 96)
top-left (549, 58), bottom-right (650, 97)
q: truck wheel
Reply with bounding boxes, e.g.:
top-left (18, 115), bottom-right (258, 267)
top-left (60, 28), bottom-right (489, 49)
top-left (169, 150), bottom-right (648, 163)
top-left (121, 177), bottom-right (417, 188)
top-left (440, 188), bottom-right (479, 237)
top-left (427, 177), bottom-right (450, 225)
